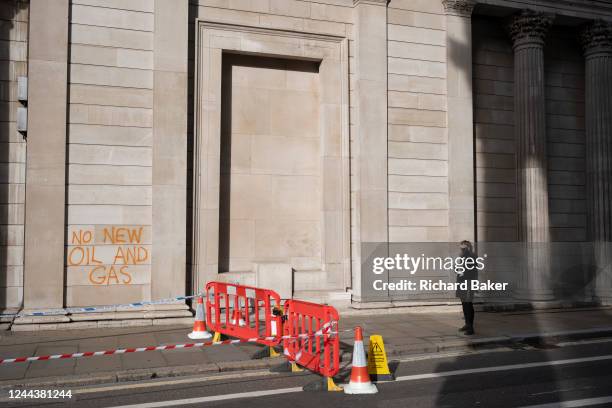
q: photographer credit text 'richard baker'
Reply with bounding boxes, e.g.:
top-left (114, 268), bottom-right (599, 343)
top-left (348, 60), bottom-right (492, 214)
top-left (370, 252), bottom-right (509, 293)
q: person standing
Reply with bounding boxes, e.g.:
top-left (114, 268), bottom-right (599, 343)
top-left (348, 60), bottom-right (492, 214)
top-left (456, 240), bottom-right (477, 335)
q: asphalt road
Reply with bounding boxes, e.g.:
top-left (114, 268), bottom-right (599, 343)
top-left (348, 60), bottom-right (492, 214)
top-left (3, 338), bottom-right (612, 408)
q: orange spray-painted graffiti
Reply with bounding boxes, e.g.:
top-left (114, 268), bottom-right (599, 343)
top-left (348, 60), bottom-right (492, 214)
top-left (68, 227), bottom-right (149, 285)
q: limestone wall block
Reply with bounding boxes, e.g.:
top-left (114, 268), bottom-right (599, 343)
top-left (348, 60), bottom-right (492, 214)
top-left (72, 4), bottom-right (154, 31)
top-left (71, 64), bottom-right (153, 89)
top-left (389, 209), bottom-right (449, 227)
top-left (68, 164), bottom-right (152, 186)
top-left (389, 141), bottom-right (448, 160)
top-left (389, 192), bottom-right (449, 210)
top-left (71, 25), bottom-right (153, 50)
top-left (389, 158), bottom-right (447, 176)
top-left (73, 0), bottom-right (154, 12)
top-left (388, 9), bottom-right (445, 30)
top-left (389, 226), bottom-right (449, 242)
top-left (68, 205), bottom-right (152, 225)
top-left (69, 144), bottom-right (152, 166)
top-left (389, 175), bottom-right (448, 193)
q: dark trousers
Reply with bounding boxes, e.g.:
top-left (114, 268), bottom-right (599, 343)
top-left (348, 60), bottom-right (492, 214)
top-left (462, 301), bottom-right (474, 327)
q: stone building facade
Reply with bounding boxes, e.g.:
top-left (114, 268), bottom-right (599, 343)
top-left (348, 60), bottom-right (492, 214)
top-left (0, 0), bottom-right (611, 328)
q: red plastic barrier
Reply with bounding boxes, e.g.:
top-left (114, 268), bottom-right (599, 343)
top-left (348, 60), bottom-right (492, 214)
top-left (282, 299), bottom-right (340, 377)
top-left (205, 282), bottom-right (283, 346)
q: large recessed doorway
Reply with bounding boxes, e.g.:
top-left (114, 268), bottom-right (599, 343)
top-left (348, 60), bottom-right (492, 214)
top-left (218, 54), bottom-right (322, 273)
top-left (192, 23), bottom-right (349, 292)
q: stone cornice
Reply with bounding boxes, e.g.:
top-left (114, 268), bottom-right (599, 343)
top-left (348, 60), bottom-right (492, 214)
top-left (442, 0), bottom-right (476, 17)
top-left (581, 20), bottom-right (612, 55)
top-left (479, 0), bottom-right (612, 21)
top-left (353, 0), bottom-right (388, 6)
top-left (508, 10), bottom-right (554, 47)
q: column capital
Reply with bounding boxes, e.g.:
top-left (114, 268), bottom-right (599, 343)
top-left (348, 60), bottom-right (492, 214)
top-left (581, 20), bottom-right (612, 57)
top-left (508, 9), bottom-right (554, 48)
top-left (442, 0), bottom-right (476, 17)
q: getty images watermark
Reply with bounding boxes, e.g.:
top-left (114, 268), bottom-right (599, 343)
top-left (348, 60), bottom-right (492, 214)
top-left (360, 242), bottom-right (612, 302)
top-left (370, 252), bottom-right (509, 292)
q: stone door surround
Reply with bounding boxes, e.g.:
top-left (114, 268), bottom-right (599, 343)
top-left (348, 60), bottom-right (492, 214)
top-left (192, 21), bottom-right (350, 292)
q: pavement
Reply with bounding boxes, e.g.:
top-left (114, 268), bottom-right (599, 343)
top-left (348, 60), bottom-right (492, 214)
top-left (0, 306), bottom-right (611, 390)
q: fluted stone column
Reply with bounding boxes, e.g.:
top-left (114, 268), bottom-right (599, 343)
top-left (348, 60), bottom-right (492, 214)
top-left (581, 21), bottom-right (612, 303)
top-left (442, 0), bottom-right (476, 243)
top-left (508, 10), bottom-right (554, 301)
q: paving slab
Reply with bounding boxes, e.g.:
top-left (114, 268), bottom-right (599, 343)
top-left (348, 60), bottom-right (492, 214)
top-left (202, 345), bottom-right (253, 363)
top-left (74, 354), bottom-right (122, 375)
top-left (161, 349), bottom-right (211, 366)
top-left (120, 351), bottom-right (167, 370)
top-left (26, 345), bottom-right (78, 378)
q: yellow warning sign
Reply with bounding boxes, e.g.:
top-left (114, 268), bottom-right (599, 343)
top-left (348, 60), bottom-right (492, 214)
top-left (367, 335), bottom-right (394, 381)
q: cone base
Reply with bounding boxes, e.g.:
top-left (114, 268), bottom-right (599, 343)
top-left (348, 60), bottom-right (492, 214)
top-left (188, 330), bottom-right (212, 340)
top-left (343, 381), bottom-right (378, 394)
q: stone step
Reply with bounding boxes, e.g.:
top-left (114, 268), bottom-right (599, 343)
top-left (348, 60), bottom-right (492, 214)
top-left (11, 307), bottom-right (194, 331)
top-left (293, 270), bottom-right (327, 291)
top-left (11, 317), bottom-right (194, 331)
top-left (216, 269), bottom-right (328, 293)
top-left (215, 271), bottom-right (256, 286)
top-left (292, 290), bottom-right (352, 310)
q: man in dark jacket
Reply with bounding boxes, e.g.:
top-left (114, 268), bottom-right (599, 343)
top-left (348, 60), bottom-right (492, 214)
top-left (456, 240), bottom-right (477, 335)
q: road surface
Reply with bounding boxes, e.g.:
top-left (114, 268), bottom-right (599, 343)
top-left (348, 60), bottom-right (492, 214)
top-left (3, 337), bottom-right (612, 408)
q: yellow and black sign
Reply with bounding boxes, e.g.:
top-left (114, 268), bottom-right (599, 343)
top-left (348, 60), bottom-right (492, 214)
top-left (367, 334), bottom-right (394, 382)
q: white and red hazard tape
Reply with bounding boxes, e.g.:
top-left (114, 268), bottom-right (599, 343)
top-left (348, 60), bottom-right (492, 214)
top-left (0, 331), bottom-right (344, 365)
top-left (2, 293), bottom-right (204, 319)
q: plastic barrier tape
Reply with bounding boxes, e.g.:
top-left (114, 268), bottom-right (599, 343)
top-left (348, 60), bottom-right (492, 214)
top-left (2, 294), bottom-right (203, 319)
top-left (0, 332), bottom-right (341, 364)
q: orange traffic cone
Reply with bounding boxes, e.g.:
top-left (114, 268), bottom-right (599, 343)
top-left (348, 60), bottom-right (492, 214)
top-left (188, 296), bottom-right (212, 340)
top-left (344, 326), bottom-right (378, 394)
top-left (230, 309), bottom-right (246, 326)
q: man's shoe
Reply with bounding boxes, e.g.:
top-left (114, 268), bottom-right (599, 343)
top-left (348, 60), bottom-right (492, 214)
top-left (464, 327), bottom-right (475, 335)
top-left (459, 325), bottom-right (469, 332)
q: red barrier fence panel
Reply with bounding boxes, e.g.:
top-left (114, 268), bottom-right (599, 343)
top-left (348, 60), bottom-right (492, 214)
top-left (205, 282), bottom-right (283, 346)
top-left (282, 299), bottom-right (340, 378)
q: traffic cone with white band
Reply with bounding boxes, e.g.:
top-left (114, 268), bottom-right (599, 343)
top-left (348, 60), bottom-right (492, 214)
top-left (188, 296), bottom-right (212, 340)
top-left (343, 326), bottom-right (378, 394)
top-left (230, 309), bottom-right (246, 327)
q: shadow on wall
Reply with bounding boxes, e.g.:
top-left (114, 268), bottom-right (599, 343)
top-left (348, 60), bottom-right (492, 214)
top-left (469, 14), bottom-right (518, 245)
top-left (217, 52), bottom-right (233, 275)
top-left (434, 13), bottom-right (564, 406)
top-left (186, 1), bottom-right (197, 298)
top-left (433, 14), bottom-right (602, 406)
top-left (0, 0), bottom-right (28, 310)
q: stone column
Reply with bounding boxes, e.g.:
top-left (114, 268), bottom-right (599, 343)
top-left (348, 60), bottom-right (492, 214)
top-left (150, 0), bottom-right (192, 322)
top-left (581, 21), bottom-right (612, 303)
top-left (443, 0), bottom-right (476, 243)
top-left (22, 0), bottom-right (69, 313)
top-left (152, 0), bottom-right (189, 300)
top-left (352, 0), bottom-right (388, 301)
top-left (508, 10), bottom-right (554, 301)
